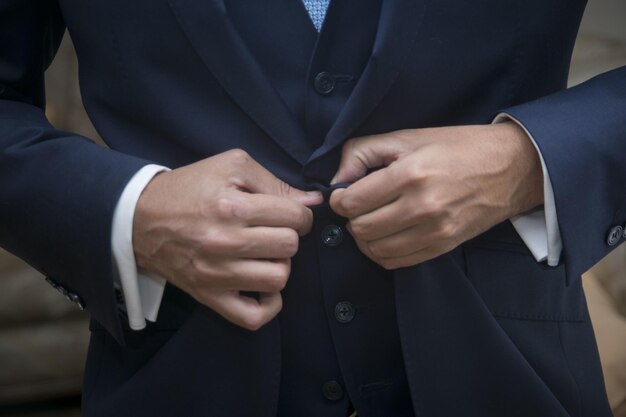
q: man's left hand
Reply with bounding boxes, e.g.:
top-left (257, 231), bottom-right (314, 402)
top-left (329, 122), bottom-right (544, 270)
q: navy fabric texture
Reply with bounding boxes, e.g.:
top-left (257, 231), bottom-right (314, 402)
top-left (0, 0), bottom-right (622, 415)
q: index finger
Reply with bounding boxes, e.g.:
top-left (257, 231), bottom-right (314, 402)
top-left (238, 193), bottom-right (314, 236)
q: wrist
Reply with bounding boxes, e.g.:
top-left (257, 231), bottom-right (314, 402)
top-left (132, 170), bottom-right (170, 271)
top-left (496, 121), bottom-right (544, 215)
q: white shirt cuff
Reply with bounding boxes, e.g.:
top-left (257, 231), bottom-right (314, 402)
top-left (493, 113), bottom-right (563, 267)
top-left (111, 164), bottom-right (169, 330)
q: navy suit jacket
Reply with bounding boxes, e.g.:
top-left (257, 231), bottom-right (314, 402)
top-left (0, 0), bottom-right (624, 415)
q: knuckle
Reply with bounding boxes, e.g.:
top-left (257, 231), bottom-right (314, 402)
top-left (342, 137), bottom-right (357, 151)
top-left (190, 258), bottom-right (210, 277)
top-left (300, 207), bottom-right (313, 230)
top-left (339, 138), bottom-right (357, 160)
top-left (228, 175), bottom-right (247, 190)
top-left (286, 204), bottom-right (312, 235)
top-left (198, 230), bottom-right (229, 253)
top-left (299, 213), bottom-right (313, 235)
top-left (335, 197), bottom-right (356, 217)
top-left (367, 241), bottom-right (386, 259)
top-left (270, 264), bottom-right (290, 291)
top-left (229, 197), bottom-right (249, 220)
top-left (379, 259), bottom-right (397, 271)
top-left (281, 231), bottom-right (300, 257)
top-left (266, 276), bottom-right (287, 292)
top-left (398, 165), bottom-right (422, 187)
top-left (349, 219), bottom-right (369, 240)
top-left (215, 195), bottom-right (247, 221)
top-left (287, 204), bottom-right (304, 228)
top-left (279, 181), bottom-right (294, 198)
top-left (436, 220), bottom-right (457, 241)
top-left (227, 148), bottom-right (251, 164)
top-left (215, 196), bottom-right (236, 219)
top-left (258, 266), bottom-right (288, 293)
top-left (419, 195), bottom-right (445, 220)
top-left (242, 310), bottom-right (265, 331)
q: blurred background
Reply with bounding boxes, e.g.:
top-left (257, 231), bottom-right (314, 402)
top-left (1, 0), bottom-right (625, 416)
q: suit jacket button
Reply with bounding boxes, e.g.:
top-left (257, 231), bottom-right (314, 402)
top-left (45, 277), bottom-right (58, 288)
top-left (607, 225), bottom-right (623, 246)
top-left (314, 72), bottom-right (335, 95)
top-left (335, 301), bottom-right (355, 323)
top-left (69, 293), bottom-right (85, 310)
top-left (322, 225), bottom-right (343, 246)
top-left (322, 380), bottom-right (344, 401)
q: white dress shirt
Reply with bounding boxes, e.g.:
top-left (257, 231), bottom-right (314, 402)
top-left (111, 115), bottom-right (562, 330)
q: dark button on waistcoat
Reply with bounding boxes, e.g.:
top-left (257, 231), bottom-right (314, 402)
top-left (315, 72), bottom-right (336, 95)
top-left (225, 1), bottom-right (414, 416)
top-left (315, 201), bottom-right (413, 417)
top-left (322, 224), bottom-right (343, 246)
top-left (304, 0), bottom-right (383, 148)
top-left (335, 301), bottom-right (356, 323)
top-left (322, 380), bottom-right (345, 401)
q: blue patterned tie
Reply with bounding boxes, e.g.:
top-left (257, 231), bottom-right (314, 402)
top-left (302, 0), bottom-right (330, 32)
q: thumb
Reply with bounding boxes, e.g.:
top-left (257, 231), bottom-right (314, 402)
top-left (331, 134), bottom-right (406, 185)
top-left (277, 182), bottom-right (324, 206)
top-left (244, 160), bottom-right (323, 206)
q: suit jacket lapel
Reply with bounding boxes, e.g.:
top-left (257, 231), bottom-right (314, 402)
top-left (306, 0), bottom-right (428, 165)
top-left (167, 0), bottom-right (313, 164)
top-left (166, 0), bottom-right (427, 169)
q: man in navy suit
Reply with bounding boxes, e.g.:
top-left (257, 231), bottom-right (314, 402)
top-left (0, 0), bottom-right (623, 416)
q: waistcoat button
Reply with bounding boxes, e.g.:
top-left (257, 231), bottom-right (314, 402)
top-left (314, 71), bottom-right (335, 95)
top-left (322, 225), bottom-right (343, 246)
top-left (322, 380), bottom-right (344, 401)
top-left (335, 301), bottom-right (355, 323)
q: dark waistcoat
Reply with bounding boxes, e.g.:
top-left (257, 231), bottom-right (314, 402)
top-left (225, 1), bottom-right (414, 416)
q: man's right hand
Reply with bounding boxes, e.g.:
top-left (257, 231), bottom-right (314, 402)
top-left (132, 149), bottom-right (323, 330)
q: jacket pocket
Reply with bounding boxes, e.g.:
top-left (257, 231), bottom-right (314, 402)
top-left (463, 242), bottom-right (586, 322)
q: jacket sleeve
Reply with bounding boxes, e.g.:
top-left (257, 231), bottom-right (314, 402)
top-left (0, 0), bottom-right (152, 344)
top-left (503, 66), bottom-right (626, 284)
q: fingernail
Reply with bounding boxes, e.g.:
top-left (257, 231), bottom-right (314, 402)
top-left (306, 191), bottom-right (323, 200)
top-left (330, 174), bottom-right (339, 185)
